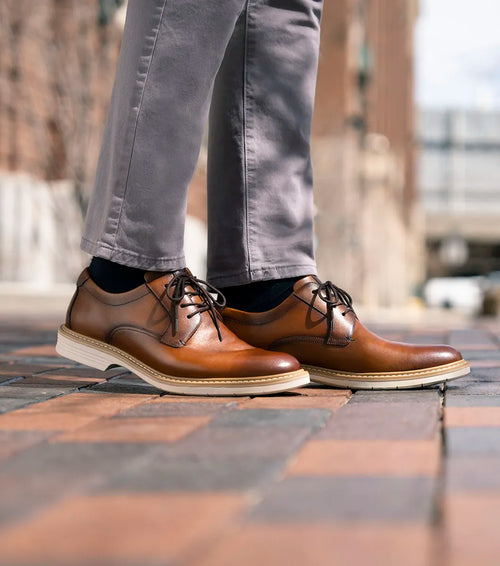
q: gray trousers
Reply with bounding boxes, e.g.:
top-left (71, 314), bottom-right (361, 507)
top-left (82, 0), bottom-right (322, 287)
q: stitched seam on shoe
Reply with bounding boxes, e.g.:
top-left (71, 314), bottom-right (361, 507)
top-left (62, 326), bottom-right (302, 384)
top-left (107, 325), bottom-right (161, 343)
top-left (80, 284), bottom-right (151, 306)
top-left (304, 360), bottom-right (469, 379)
top-left (269, 336), bottom-right (351, 348)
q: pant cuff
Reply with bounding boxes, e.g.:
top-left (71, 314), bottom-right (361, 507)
top-left (208, 263), bottom-right (318, 288)
top-left (81, 237), bottom-right (186, 271)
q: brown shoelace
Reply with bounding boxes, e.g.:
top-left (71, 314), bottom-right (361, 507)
top-left (165, 270), bottom-right (226, 342)
top-left (311, 280), bottom-right (355, 338)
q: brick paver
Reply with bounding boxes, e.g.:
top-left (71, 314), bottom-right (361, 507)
top-left (0, 320), bottom-right (499, 565)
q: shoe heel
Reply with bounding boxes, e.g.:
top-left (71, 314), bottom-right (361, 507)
top-left (56, 327), bottom-right (118, 371)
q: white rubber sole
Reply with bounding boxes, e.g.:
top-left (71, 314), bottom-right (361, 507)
top-left (304, 359), bottom-right (470, 390)
top-left (56, 325), bottom-right (310, 396)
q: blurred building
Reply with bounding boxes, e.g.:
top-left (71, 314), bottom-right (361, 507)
top-left (0, 0), bottom-right (424, 304)
top-left (312, 0), bottom-right (424, 307)
top-left (0, 0), bottom-right (123, 195)
top-left (0, 0), bottom-right (124, 284)
top-left (419, 108), bottom-right (500, 278)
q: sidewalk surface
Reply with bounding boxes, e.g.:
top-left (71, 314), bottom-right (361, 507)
top-left (0, 316), bottom-right (499, 566)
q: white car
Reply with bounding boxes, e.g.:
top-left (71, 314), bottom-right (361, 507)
top-left (423, 276), bottom-right (484, 315)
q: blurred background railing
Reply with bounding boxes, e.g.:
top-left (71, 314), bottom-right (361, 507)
top-left (1, 0), bottom-right (500, 318)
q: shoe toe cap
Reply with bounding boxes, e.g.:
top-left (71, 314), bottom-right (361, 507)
top-left (246, 349), bottom-right (302, 377)
top-left (421, 344), bottom-right (463, 368)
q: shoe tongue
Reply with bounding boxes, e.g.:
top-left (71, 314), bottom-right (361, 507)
top-left (144, 268), bottom-right (191, 283)
top-left (144, 268), bottom-right (204, 306)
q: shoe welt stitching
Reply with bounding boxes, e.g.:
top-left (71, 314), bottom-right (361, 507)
top-left (61, 326), bottom-right (304, 386)
top-left (303, 360), bottom-right (469, 380)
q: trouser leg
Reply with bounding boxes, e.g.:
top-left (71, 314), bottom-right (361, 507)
top-left (81, 0), bottom-right (246, 270)
top-left (207, 0), bottom-right (323, 287)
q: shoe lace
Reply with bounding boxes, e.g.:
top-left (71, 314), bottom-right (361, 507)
top-left (311, 280), bottom-right (355, 337)
top-left (165, 271), bottom-right (226, 342)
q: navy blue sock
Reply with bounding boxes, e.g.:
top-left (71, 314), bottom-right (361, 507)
top-left (220, 277), bottom-right (302, 312)
top-left (89, 257), bottom-right (146, 293)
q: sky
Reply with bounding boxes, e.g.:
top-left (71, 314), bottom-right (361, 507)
top-left (416, 0), bottom-right (500, 109)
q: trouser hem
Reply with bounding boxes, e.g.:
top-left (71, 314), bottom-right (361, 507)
top-left (81, 237), bottom-right (186, 271)
top-left (208, 263), bottom-right (318, 288)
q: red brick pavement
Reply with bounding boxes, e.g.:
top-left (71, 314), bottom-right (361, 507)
top-left (0, 320), bottom-right (499, 565)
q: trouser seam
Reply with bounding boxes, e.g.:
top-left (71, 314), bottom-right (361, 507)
top-left (242, 0), bottom-right (252, 279)
top-left (109, 0), bottom-right (169, 250)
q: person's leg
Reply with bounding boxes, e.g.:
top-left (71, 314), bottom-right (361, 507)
top-left (82, 0), bottom-right (249, 272)
top-left (57, 0), bottom-right (310, 396)
top-left (207, 0), bottom-right (322, 290)
top-left (207, 1), bottom-right (469, 390)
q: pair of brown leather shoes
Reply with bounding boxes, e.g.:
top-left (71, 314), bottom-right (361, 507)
top-left (56, 269), bottom-right (470, 396)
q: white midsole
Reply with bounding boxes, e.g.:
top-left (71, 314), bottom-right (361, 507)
top-left (304, 361), bottom-right (470, 390)
top-left (56, 326), bottom-right (310, 396)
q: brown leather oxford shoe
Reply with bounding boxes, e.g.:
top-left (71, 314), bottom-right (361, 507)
top-left (56, 269), bottom-right (309, 396)
top-left (222, 275), bottom-right (470, 390)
